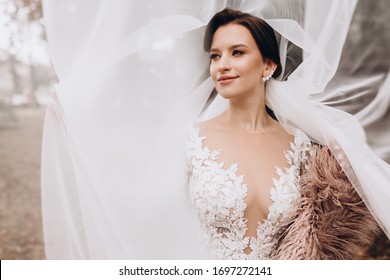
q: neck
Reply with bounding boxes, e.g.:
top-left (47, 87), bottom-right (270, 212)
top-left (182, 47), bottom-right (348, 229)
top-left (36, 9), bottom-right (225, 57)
top-left (219, 87), bottom-right (273, 133)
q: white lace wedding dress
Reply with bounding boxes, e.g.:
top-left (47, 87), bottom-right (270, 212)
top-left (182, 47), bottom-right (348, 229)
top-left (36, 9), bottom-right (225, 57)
top-left (187, 126), bottom-right (313, 259)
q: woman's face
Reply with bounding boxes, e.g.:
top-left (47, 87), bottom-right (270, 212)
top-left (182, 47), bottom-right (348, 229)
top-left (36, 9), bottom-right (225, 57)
top-left (209, 23), bottom-right (269, 100)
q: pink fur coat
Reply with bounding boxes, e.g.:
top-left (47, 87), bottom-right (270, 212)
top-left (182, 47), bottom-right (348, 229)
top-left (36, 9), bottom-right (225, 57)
top-left (271, 146), bottom-right (380, 260)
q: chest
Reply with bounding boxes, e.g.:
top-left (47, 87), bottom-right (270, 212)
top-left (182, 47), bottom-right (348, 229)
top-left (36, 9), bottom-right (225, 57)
top-left (186, 126), bottom-right (312, 259)
top-left (193, 129), bottom-right (293, 209)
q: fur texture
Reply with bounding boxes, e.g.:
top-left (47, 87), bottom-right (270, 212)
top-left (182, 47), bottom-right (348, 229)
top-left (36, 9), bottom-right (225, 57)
top-left (271, 146), bottom-right (380, 260)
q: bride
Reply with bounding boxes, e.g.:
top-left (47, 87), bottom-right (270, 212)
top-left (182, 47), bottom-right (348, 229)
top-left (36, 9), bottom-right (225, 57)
top-left (187, 8), bottom-right (379, 260)
top-left (41, 0), bottom-right (390, 259)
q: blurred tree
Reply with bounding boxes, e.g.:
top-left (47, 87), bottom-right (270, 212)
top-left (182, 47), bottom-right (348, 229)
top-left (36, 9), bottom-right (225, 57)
top-left (0, 0), bottom-right (44, 106)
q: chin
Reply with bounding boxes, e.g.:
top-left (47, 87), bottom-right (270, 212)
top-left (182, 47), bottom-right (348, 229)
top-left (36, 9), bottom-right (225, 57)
top-left (216, 87), bottom-right (246, 100)
top-left (217, 90), bottom-right (237, 100)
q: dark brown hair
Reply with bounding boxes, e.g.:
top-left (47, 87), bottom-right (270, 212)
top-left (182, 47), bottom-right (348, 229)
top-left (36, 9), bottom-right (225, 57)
top-left (204, 8), bottom-right (282, 78)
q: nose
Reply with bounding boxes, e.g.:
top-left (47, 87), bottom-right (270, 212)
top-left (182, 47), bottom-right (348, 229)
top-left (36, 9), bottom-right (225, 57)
top-left (217, 55), bottom-right (231, 72)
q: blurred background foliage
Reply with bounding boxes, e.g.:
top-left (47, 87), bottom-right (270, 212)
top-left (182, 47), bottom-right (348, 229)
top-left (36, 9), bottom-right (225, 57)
top-left (0, 0), bottom-right (56, 127)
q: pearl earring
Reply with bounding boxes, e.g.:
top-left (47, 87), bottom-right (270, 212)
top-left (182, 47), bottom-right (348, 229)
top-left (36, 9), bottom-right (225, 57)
top-left (262, 70), bottom-right (274, 82)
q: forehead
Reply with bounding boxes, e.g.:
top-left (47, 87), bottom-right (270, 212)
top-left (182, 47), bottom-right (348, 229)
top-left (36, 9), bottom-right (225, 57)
top-left (210, 23), bottom-right (257, 49)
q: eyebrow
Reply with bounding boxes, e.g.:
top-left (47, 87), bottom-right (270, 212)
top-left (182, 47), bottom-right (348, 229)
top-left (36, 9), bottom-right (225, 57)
top-left (209, 44), bottom-right (249, 53)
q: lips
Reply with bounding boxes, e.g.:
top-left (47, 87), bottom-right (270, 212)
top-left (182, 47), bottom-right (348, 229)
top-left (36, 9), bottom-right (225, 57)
top-left (217, 76), bottom-right (238, 84)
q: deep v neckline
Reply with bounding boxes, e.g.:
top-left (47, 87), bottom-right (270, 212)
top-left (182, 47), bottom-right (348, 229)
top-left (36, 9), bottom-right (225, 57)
top-left (194, 126), bottom-right (295, 222)
top-left (187, 125), bottom-right (311, 259)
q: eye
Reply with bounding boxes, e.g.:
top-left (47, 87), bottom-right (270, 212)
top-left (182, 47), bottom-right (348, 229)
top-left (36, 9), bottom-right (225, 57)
top-left (209, 53), bottom-right (220, 60)
top-left (232, 50), bottom-right (244, 56)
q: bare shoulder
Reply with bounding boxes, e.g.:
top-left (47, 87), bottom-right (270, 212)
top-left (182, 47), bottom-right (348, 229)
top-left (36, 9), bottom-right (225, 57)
top-left (269, 120), bottom-right (295, 143)
top-left (196, 116), bottom-right (224, 137)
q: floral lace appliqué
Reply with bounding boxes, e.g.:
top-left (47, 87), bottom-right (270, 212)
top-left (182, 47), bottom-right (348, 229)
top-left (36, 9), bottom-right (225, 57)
top-left (187, 126), bottom-right (313, 260)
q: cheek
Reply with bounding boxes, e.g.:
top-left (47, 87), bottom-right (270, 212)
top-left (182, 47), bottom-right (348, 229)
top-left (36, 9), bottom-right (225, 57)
top-left (209, 64), bottom-right (216, 78)
top-left (242, 61), bottom-right (263, 82)
top-left (209, 64), bottom-right (219, 85)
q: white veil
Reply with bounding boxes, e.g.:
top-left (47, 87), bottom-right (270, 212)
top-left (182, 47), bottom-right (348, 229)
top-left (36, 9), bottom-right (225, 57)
top-left (41, 0), bottom-right (390, 259)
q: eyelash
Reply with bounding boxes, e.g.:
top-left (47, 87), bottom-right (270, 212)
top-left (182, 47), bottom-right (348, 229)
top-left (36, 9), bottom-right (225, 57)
top-left (233, 50), bottom-right (244, 56)
top-left (209, 50), bottom-right (245, 61)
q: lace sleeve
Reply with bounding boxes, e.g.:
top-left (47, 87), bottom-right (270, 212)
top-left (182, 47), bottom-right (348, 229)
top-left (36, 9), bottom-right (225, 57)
top-left (185, 126), bottom-right (199, 184)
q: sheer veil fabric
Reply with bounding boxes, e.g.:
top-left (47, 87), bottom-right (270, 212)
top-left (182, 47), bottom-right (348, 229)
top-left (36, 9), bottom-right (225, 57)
top-left (41, 0), bottom-right (390, 259)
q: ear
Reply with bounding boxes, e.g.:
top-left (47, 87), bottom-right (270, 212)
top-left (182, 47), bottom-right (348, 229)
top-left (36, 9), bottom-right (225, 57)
top-left (262, 59), bottom-right (277, 78)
